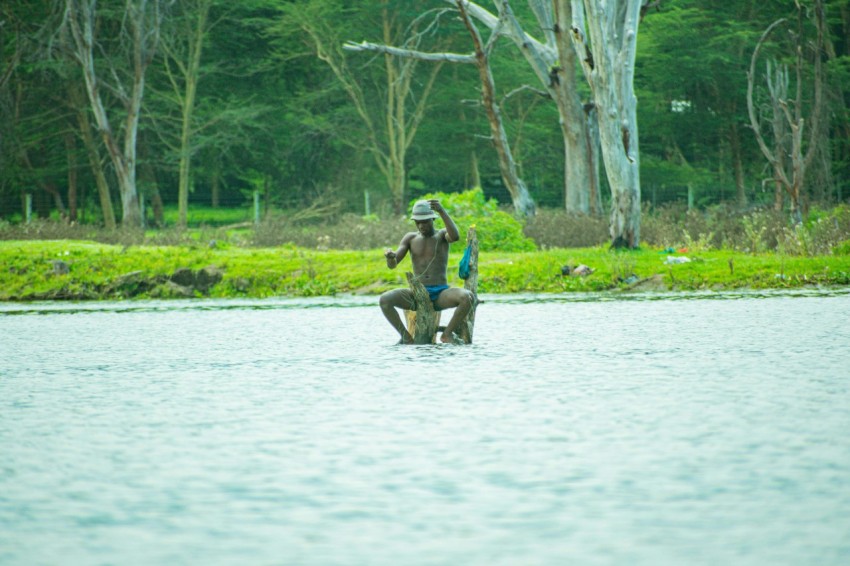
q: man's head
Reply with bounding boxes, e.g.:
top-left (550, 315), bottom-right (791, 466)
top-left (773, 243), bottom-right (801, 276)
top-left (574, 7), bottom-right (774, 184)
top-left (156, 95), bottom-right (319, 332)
top-left (410, 200), bottom-right (438, 221)
top-left (411, 200), bottom-right (438, 235)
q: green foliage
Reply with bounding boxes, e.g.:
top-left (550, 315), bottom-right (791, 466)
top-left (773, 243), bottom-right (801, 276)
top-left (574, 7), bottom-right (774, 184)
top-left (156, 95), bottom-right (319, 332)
top-left (416, 187), bottom-right (497, 217)
top-left (3, 239), bottom-right (850, 300)
top-left (741, 213), bottom-right (771, 254)
top-left (416, 188), bottom-right (536, 252)
top-left (682, 229), bottom-right (715, 253)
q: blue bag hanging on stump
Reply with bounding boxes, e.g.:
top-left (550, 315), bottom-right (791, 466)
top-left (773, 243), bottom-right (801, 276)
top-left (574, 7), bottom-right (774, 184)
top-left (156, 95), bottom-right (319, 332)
top-left (458, 244), bottom-right (472, 280)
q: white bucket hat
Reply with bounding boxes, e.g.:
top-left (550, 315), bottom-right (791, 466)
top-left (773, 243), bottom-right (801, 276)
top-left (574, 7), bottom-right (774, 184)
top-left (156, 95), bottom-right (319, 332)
top-left (410, 200), bottom-right (438, 221)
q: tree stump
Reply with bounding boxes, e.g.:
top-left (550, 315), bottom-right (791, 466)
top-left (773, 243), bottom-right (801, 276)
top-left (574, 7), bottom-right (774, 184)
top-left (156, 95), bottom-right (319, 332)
top-left (404, 227), bottom-right (479, 345)
top-left (405, 272), bottom-right (442, 344)
top-left (457, 227), bottom-right (479, 344)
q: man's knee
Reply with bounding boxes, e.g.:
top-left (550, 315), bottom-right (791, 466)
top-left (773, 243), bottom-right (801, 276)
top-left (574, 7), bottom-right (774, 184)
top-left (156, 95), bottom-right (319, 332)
top-left (380, 289), bottom-right (412, 310)
top-left (438, 287), bottom-right (472, 310)
top-left (379, 291), bottom-right (396, 310)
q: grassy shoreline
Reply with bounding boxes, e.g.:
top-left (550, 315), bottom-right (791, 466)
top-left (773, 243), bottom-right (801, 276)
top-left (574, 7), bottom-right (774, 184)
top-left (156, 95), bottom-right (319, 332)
top-left (2, 239), bottom-right (850, 301)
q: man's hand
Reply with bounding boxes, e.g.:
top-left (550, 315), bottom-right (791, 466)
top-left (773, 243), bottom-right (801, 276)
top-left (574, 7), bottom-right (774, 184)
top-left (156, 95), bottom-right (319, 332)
top-left (428, 199), bottom-right (445, 215)
top-left (384, 248), bottom-right (398, 268)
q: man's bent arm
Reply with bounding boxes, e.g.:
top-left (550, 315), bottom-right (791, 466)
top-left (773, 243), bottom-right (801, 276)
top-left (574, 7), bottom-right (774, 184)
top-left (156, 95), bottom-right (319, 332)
top-left (385, 233), bottom-right (413, 268)
top-left (430, 200), bottom-right (460, 243)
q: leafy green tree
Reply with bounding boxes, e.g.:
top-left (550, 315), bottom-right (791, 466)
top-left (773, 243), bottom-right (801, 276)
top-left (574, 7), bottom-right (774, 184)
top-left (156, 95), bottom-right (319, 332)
top-left (275, 0), bottom-right (448, 215)
top-left (345, 0), bottom-right (539, 216)
top-left (155, 0), bottom-right (215, 228)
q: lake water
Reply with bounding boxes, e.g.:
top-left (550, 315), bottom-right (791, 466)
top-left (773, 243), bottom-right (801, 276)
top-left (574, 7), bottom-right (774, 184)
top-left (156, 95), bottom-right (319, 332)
top-left (1, 290), bottom-right (849, 565)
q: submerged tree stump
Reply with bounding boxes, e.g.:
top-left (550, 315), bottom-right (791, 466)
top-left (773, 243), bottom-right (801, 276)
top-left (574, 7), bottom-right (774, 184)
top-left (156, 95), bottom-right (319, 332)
top-left (405, 272), bottom-right (441, 344)
top-left (404, 227), bottom-right (479, 345)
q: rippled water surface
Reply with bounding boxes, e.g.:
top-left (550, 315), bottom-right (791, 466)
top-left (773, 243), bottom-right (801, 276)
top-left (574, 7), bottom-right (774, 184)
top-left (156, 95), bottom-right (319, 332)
top-left (2, 290), bottom-right (850, 565)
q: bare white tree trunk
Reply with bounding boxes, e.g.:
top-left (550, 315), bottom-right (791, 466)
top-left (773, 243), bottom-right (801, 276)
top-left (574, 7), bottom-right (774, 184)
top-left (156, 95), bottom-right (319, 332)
top-left (571, 0), bottom-right (643, 248)
top-left (64, 0), bottom-right (163, 228)
top-left (456, 1), bottom-right (535, 216)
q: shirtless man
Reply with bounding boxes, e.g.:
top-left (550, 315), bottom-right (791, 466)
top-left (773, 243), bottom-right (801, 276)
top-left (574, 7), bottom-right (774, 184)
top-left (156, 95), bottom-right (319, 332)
top-left (380, 199), bottom-right (474, 344)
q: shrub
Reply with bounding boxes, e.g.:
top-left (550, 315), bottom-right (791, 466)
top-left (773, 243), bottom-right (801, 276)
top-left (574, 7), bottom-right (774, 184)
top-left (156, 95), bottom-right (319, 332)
top-left (834, 239), bottom-right (850, 256)
top-left (523, 209), bottom-right (609, 248)
top-left (252, 212), bottom-right (409, 249)
top-left (5, 200), bottom-right (849, 256)
top-left (641, 204), bottom-right (790, 252)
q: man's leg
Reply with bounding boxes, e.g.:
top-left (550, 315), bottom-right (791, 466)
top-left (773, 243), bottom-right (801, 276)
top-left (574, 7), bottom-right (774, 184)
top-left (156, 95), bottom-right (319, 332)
top-left (433, 287), bottom-right (473, 343)
top-left (379, 288), bottom-right (416, 343)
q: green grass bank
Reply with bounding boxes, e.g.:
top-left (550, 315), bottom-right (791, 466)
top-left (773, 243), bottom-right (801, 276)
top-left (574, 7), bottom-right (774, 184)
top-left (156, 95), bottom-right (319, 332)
top-left (2, 240), bottom-right (850, 301)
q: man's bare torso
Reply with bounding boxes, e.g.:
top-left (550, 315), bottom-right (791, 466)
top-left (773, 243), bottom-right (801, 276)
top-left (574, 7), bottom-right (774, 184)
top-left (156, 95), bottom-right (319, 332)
top-left (405, 230), bottom-right (449, 286)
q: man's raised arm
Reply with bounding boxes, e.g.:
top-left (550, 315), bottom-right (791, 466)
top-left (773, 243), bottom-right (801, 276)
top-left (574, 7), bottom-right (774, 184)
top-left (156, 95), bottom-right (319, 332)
top-left (429, 199), bottom-right (459, 242)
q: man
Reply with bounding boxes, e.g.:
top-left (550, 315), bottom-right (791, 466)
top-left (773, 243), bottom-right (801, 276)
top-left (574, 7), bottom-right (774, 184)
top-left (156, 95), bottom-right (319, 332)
top-left (380, 199), bottom-right (474, 344)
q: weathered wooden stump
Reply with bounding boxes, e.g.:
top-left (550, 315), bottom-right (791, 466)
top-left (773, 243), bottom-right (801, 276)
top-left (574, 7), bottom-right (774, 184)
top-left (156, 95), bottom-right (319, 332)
top-left (405, 272), bottom-right (442, 344)
top-left (404, 228), bottom-right (479, 345)
top-left (457, 227), bottom-right (479, 344)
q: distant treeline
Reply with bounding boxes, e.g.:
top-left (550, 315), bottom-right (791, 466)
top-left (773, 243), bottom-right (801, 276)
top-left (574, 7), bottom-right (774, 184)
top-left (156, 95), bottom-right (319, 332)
top-left (1, 0), bottom-right (848, 228)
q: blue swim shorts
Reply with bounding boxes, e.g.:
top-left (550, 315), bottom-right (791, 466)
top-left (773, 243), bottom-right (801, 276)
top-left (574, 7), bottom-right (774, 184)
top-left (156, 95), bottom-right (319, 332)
top-left (425, 284), bottom-right (449, 309)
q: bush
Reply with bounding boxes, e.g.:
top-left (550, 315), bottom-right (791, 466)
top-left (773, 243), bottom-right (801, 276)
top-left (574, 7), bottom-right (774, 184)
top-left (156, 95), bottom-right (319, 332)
top-left (4, 200), bottom-right (849, 256)
top-left (252, 212), bottom-right (408, 249)
top-left (523, 209), bottom-right (608, 248)
top-left (642, 204), bottom-right (790, 252)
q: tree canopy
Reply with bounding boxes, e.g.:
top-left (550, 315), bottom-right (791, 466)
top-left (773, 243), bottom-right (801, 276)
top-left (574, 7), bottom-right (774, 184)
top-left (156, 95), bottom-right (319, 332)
top-left (1, 0), bottom-right (847, 228)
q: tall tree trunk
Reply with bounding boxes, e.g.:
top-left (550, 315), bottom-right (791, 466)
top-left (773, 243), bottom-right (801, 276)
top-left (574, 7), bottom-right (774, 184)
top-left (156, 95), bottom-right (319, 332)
top-left (457, 1), bottom-right (535, 216)
top-left (149, 187), bottom-right (165, 227)
top-left (457, 79), bottom-right (481, 189)
top-left (584, 102), bottom-right (603, 214)
top-left (70, 82), bottom-right (116, 228)
top-left (65, 132), bottom-right (78, 221)
top-left (163, 0), bottom-right (211, 228)
top-left (571, 0), bottom-right (643, 248)
top-left (211, 166), bottom-right (221, 208)
top-left (554, 1), bottom-right (596, 214)
top-left (138, 156), bottom-right (164, 227)
top-left (63, 0), bottom-right (162, 228)
top-left (458, 0), bottom-right (596, 214)
top-left (468, 150), bottom-right (481, 189)
top-left (729, 121), bottom-right (747, 208)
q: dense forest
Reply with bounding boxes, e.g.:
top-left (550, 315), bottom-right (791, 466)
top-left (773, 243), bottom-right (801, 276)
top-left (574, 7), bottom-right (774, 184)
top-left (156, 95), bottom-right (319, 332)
top-left (1, 0), bottom-right (848, 247)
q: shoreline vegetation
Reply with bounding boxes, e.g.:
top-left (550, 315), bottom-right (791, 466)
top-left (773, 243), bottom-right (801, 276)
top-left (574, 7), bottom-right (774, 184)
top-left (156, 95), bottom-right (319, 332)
top-left (3, 195), bottom-right (850, 301)
top-left (2, 239), bottom-right (849, 302)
